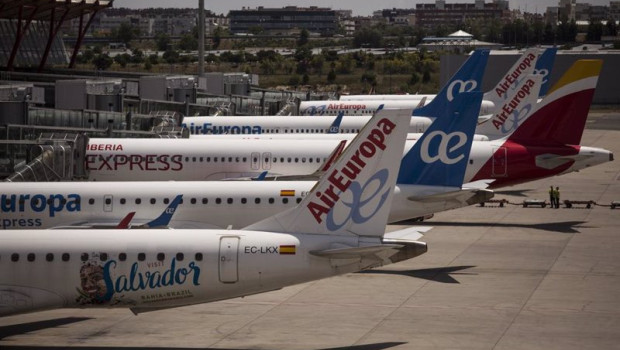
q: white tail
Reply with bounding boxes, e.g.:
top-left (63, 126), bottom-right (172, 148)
top-left (243, 108), bottom-right (411, 237)
top-left (483, 48), bottom-right (539, 108)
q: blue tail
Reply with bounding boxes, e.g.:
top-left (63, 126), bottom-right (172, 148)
top-left (327, 112), bottom-right (344, 133)
top-left (413, 49), bottom-right (489, 117)
top-left (536, 48), bottom-right (557, 97)
top-left (397, 91), bottom-right (483, 187)
top-left (145, 195), bottom-right (183, 228)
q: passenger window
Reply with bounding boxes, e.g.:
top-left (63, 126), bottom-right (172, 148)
top-left (282, 198), bottom-right (289, 204)
top-left (207, 157), bottom-right (211, 162)
top-left (200, 157), bottom-right (204, 162)
top-left (295, 158), bottom-right (299, 163)
top-left (269, 198), bottom-right (275, 204)
top-left (255, 198), bottom-right (261, 204)
top-left (302, 157), bottom-right (306, 163)
top-left (135, 198), bottom-right (141, 204)
top-left (81, 253), bottom-right (88, 262)
top-left (120, 198), bottom-right (126, 205)
top-left (119, 253), bottom-right (127, 261)
top-left (287, 157), bottom-right (292, 163)
top-left (100, 253), bottom-right (108, 261)
top-left (214, 157), bottom-right (218, 163)
top-left (105, 198), bottom-right (111, 205)
top-left (150, 198), bottom-right (156, 205)
top-left (241, 198), bottom-right (247, 204)
top-left (192, 157), bottom-right (196, 162)
top-left (195, 253), bottom-right (203, 261)
top-left (164, 198), bottom-right (170, 204)
top-left (89, 198), bottom-right (95, 205)
top-left (184, 157), bottom-right (189, 162)
top-left (221, 157), bottom-right (225, 162)
top-left (46, 253), bottom-right (54, 262)
top-left (227, 198), bottom-right (233, 204)
top-left (11, 253), bottom-right (19, 262)
top-left (138, 253), bottom-right (145, 261)
top-left (191, 198), bottom-right (197, 204)
top-left (228, 157), bottom-right (232, 162)
top-left (157, 253), bottom-right (165, 261)
top-left (176, 252), bottom-right (184, 261)
top-left (216, 198), bottom-right (222, 204)
top-left (297, 198), bottom-right (302, 204)
top-left (62, 253), bottom-right (70, 262)
top-left (243, 157), bottom-right (247, 162)
top-left (202, 198), bottom-right (208, 204)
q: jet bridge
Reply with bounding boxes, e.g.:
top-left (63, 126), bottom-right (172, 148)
top-left (3, 133), bottom-right (88, 182)
top-left (275, 98), bottom-right (299, 116)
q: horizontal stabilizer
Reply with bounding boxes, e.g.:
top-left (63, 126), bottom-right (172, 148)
top-left (310, 244), bottom-right (403, 259)
top-left (383, 226), bottom-right (432, 242)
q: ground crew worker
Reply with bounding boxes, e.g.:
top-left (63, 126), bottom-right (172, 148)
top-left (549, 186), bottom-right (555, 208)
top-left (554, 187), bottom-right (561, 208)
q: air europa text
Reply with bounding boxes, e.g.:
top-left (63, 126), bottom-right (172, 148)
top-left (306, 117), bottom-right (395, 224)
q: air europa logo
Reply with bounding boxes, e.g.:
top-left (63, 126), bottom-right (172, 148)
top-left (494, 52), bottom-right (536, 99)
top-left (182, 122), bottom-right (263, 135)
top-left (327, 103), bottom-right (366, 110)
top-left (306, 118), bottom-right (395, 225)
top-left (447, 80), bottom-right (477, 101)
top-left (420, 131), bottom-right (468, 165)
top-left (492, 78), bottom-right (536, 131)
top-left (1, 193), bottom-right (81, 217)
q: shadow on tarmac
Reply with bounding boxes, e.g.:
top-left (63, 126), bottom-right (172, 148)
top-left (360, 265), bottom-right (477, 284)
top-left (0, 317), bottom-right (92, 340)
top-left (0, 342), bottom-right (407, 350)
top-left (417, 220), bottom-right (590, 234)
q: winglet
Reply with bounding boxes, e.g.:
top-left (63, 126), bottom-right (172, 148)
top-left (243, 108), bottom-right (411, 237)
top-left (252, 171), bottom-right (268, 181)
top-left (397, 91), bottom-right (483, 188)
top-left (115, 212), bottom-right (136, 229)
top-left (142, 195), bottom-right (183, 229)
top-left (414, 49), bottom-right (489, 117)
top-left (327, 112), bottom-right (344, 134)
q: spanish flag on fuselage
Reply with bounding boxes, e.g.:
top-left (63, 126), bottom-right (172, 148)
top-left (279, 245), bottom-right (296, 255)
top-left (280, 190), bottom-right (295, 197)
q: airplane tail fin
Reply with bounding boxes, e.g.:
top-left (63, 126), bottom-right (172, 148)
top-left (141, 195), bottom-right (183, 228)
top-left (475, 74), bottom-right (543, 140)
top-left (115, 212), bottom-right (136, 229)
top-left (536, 47), bottom-right (558, 97)
top-left (327, 112), bottom-right (344, 134)
top-left (243, 108), bottom-right (411, 237)
top-left (507, 60), bottom-right (603, 145)
top-left (482, 48), bottom-right (539, 108)
top-left (413, 49), bottom-right (489, 117)
top-left (397, 91), bottom-right (482, 188)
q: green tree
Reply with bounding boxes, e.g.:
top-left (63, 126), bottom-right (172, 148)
top-left (155, 33), bottom-right (171, 51)
top-left (422, 69), bottom-right (431, 84)
top-left (93, 54), bottom-right (113, 70)
top-left (298, 28), bottom-right (310, 47)
top-left (178, 33), bottom-right (198, 51)
top-left (327, 69), bottom-right (336, 84)
top-left (213, 26), bottom-right (224, 49)
top-left (353, 28), bottom-right (382, 48)
top-left (163, 49), bottom-right (180, 64)
top-left (114, 53), bottom-right (130, 68)
top-left (112, 22), bottom-right (139, 46)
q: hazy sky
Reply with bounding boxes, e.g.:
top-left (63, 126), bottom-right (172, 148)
top-left (113, 0), bottom-right (614, 16)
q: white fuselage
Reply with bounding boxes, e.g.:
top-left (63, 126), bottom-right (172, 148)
top-left (0, 229), bottom-right (382, 316)
top-left (298, 99), bottom-right (494, 116)
top-left (0, 182), bottom-right (484, 230)
top-left (181, 115), bottom-right (433, 135)
top-left (84, 138), bottom-right (612, 186)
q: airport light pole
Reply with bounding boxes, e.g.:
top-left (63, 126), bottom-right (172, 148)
top-left (198, 0), bottom-right (205, 77)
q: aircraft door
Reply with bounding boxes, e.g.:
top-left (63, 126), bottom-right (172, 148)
top-left (492, 147), bottom-right (507, 177)
top-left (219, 236), bottom-right (239, 283)
top-left (262, 152), bottom-right (272, 170)
top-left (251, 152), bottom-right (260, 170)
top-left (103, 194), bottom-right (113, 212)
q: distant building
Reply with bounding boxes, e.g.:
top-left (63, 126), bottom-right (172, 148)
top-left (379, 0), bottom-right (510, 30)
top-left (228, 6), bottom-right (340, 36)
top-left (419, 29), bottom-right (501, 52)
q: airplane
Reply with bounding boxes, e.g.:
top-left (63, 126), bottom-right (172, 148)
top-left (181, 49), bottom-right (491, 136)
top-left (0, 101), bottom-right (427, 317)
top-left (83, 60), bottom-right (612, 189)
top-left (1, 92), bottom-right (490, 230)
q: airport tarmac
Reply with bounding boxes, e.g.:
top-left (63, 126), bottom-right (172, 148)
top-left (1, 113), bottom-right (619, 349)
